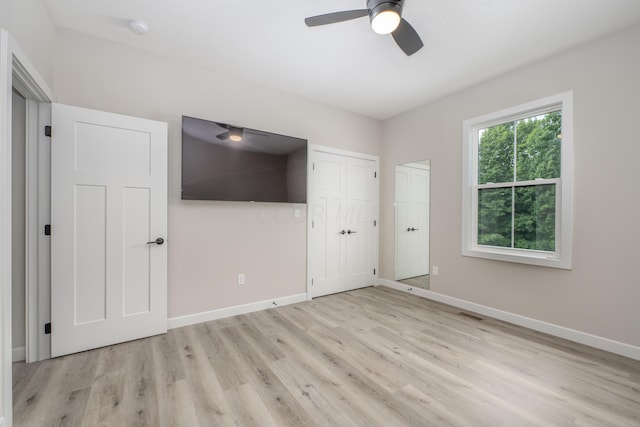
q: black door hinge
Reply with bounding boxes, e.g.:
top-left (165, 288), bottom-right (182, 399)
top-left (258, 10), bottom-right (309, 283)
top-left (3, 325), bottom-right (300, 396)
top-left (44, 125), bottom-right (51, 137)
top-left (374, 171), bottom-right (377, 178)
top-left (374, 220), bottom-right (377, 227)
top-left (44, 224), bottom-right (51, 236)
top-left (373, 268), bottom-right (376, 275)
top-left (44, 323), bottom-right (51, 334)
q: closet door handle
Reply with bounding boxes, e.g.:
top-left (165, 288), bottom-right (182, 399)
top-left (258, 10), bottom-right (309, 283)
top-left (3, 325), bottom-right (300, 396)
top-left (339, 230), bottom-right (347, 235)
top-left (347, 230), bottom-right (357, 235)
top-left (147, 237), bottom-right (164, 245)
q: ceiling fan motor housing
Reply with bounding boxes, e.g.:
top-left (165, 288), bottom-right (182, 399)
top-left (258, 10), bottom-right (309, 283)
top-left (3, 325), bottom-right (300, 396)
top-left (367, 0), bottom-right (404, 19)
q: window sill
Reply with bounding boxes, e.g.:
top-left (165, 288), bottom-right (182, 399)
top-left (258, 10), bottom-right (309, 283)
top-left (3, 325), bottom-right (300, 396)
top-left (462, 247), bottom-right (572, 270)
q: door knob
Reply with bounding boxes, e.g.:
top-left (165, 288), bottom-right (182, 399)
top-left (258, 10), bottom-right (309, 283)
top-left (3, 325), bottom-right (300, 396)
top-left (339, 230), bottom-right (346, 235)
top-left (411, 227), bottom-right (419, 231)
top-left (147, 237), bottom-right (165, 245)
top-left (347, 230), bottom-right (357, 234)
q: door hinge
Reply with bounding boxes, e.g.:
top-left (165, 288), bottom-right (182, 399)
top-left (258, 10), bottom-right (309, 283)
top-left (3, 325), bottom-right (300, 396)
top-left (374, 220), bottom-right (377, 227)
top-left (373, 268), bottom-right (376, 275)
top-left (44, 125), bottom-right (51, 137)
top-left (374, 171), bottom-right (377, 178)
top-left (311, 278), bottom-right (314, 286)
top-left (312, 220), bottom-right (314, 228)
top-left (44, 224), bottom-right (51, 236)
top-left (313, 162), bottom-right (315, 171)
top-left (44, 323), bottom-right (51, 334)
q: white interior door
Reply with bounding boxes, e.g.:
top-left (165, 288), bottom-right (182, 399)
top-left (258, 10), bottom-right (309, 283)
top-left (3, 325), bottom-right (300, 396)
top-left (395, 163), bottom-right (430, 280)
top-left (345, 157), bottom-right (377, 290)
top-left (310, 151), bottom-right (347, 296)
top-left (50, 103), bottom-right (168, 357)
top-left (310, 148), bottom-right (378, 298)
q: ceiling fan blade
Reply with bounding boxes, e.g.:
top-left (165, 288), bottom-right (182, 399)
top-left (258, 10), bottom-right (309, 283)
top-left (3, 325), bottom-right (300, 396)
top-left (216, 131), bottom-right (230, 140)
top-left (245, 129), bottom-right (271, 137)
top-left (392, 18), bottom-right (424, 56)
top-left (305, 9), bottom-right (369, 27)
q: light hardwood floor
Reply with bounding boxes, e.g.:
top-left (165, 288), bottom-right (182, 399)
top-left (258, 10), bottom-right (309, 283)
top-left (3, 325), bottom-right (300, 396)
top-left (13, 286), bottom-right (640, 426)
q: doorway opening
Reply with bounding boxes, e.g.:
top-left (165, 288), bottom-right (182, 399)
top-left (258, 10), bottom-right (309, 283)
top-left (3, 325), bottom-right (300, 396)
top-left (1, 29), bottom-right (54, 426)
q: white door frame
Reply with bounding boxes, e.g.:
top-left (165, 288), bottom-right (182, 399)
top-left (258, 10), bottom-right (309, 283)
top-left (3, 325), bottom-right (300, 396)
top-left (1, 28), bottom-right (53, 427)
top-left (26, 102), bottom-right (51, 362)
top-left (306, 144), bottom-right (380, 299)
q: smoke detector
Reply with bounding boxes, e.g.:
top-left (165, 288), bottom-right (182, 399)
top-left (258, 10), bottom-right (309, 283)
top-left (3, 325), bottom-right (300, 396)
top-left (128, 20), bottom-right (149, 35)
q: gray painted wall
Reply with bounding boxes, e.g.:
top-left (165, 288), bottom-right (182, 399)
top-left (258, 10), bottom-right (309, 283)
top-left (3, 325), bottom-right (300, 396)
top-left (380, 25), bottom-right (640, 347)
top-left (52, 27), bottom-right (382, 319)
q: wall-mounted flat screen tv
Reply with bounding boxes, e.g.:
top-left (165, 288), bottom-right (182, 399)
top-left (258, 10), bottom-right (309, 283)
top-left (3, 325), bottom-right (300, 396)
top-left (181, 116), bottom-right (307, 203)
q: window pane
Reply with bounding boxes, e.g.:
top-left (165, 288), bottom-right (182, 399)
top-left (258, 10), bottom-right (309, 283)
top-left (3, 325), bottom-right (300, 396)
top-left (514, 184), bottom-right (556, 251)
top-left (478, 187), bottom-right (512, 248)
top-left (478, 122), bottom-right (514, 184)
top-left (516, 111), bottom-right (561, 181)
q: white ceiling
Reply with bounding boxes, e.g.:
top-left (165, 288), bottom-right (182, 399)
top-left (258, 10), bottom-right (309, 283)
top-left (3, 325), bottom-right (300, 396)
top-left (44, 0), bottom-right (640, 120)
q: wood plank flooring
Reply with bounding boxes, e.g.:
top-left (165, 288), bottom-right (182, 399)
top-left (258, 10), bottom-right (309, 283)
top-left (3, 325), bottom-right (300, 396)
top-left (12, 286), bottom-right (640, 426)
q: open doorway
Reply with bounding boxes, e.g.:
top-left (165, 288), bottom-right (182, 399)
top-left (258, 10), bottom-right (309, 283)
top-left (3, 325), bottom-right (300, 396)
top-left (1, 29), bottom-right (54, 426)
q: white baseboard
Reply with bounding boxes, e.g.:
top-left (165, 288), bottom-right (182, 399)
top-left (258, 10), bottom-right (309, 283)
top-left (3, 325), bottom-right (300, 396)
top-left (378, 279), bottom-right (640, 361)
top-left (168, 293), bottom-right (308, 330)
top-left (12, 346), bottom-right (25, 362)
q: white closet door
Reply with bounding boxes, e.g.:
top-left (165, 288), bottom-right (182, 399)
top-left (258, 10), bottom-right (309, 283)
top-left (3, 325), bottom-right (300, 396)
top-left (310, 151), bottom-right (347, 297)
top-left (345, 157), bottom-right (377, 290)
top-left (51, 103), bottom-right (168, 357)
top-left (310, 148), bottom-right (378, 298)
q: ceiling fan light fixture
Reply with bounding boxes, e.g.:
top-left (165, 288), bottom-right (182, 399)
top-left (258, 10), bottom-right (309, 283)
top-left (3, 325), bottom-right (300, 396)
top-left (369, 1), bottom-right (402, 35)
top-left (371, 9), bottom-right (401, 34)
top-left (229, 127), bottom-right (243, 142)
top-left (304, 0), bottom-right (422, 56)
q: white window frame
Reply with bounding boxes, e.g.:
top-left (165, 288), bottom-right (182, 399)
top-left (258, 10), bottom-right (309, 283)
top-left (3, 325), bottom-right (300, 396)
top-left (462, 92), bottom-right (573, 269)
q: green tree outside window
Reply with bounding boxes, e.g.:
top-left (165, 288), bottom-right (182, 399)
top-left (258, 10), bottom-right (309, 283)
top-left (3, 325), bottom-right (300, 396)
top-left (477, 111), bottom-right (561, 251)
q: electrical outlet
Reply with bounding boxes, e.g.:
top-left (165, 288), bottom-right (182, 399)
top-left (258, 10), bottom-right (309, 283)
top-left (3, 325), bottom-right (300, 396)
top-left (432, 266), bottom-right (439, 276)
top-left (237, 273), bottom-right (245, 285)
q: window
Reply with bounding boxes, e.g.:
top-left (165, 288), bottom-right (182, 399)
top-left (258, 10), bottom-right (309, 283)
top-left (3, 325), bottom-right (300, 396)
top-left (462, 92), bottom-right (573, 269)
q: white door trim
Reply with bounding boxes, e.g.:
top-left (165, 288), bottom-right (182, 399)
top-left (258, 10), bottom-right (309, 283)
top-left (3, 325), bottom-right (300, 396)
top-left (25, 102), bottom-right (51, 362)
top-left (25, 99), bottom-right (39, 362)
top-left (306, 144), bottom-right (379, 299)
top-left (0, 28), bottom-right (54, 427)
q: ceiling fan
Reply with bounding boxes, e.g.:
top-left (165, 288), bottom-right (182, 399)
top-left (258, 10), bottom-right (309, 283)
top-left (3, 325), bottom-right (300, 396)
top-left (305, 0), bottom-right (423, 56)
top-left (215, 124), bottom-right (271, 142)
